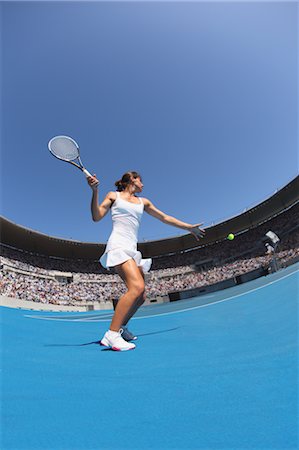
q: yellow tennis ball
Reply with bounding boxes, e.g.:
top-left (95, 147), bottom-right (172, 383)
top-left (227, 233), bottom-right (235, 241)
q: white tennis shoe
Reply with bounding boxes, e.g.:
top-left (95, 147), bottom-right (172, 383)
top-left (100, 330), bottom-right (136, 351)
top-left (120, 326), bottom-right (138, 341)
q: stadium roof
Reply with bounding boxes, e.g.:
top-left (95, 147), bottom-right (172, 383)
top-left (1, 176), bottom-right (298, 260)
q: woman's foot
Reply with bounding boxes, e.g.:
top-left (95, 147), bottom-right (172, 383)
top-left (100, 330), bottom-right (136, 351)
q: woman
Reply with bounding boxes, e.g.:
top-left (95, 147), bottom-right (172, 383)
top-left (88, 171), bottom-right (205, 351)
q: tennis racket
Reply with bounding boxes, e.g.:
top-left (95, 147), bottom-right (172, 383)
top-left (48, 135), bottom-right (92, 178)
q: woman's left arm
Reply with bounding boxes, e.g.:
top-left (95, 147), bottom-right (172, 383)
top-left (143, 198), bottom-right (205, 241)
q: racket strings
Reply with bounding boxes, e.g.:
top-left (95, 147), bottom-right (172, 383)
top-left (49, 137), bottom-right (79, 161)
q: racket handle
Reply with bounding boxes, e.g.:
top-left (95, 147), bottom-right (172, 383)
top-left (83, 168), bottom-right (92, 178)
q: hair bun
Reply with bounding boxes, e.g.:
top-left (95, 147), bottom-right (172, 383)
top-left (115, 180), bottom-right (124, 191)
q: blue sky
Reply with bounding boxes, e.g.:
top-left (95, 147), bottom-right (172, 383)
top-left (1, 1), bottom-right (298, 244)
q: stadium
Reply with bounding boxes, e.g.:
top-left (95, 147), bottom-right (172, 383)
top-left (1, 175), bottom-right (298, 311)
top-left (1, 176), bottom-right (298, 449)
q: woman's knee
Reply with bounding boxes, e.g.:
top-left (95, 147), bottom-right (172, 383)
top-left (129, 281), bottom-right (145, 298)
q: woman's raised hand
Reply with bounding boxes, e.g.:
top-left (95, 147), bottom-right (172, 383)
top-left (188, 223), bottom-right (206, 241)
top-left (87, 174), bottom-right (100, 191)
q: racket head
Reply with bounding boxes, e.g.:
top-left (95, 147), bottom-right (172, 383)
top-left (48, 135), bottom-right (80, 161)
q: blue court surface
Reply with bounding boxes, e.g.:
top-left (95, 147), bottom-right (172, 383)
top-left (1, 264), bottom-right (298, 450)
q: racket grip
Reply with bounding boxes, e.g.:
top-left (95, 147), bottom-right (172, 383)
top-left (83, 168), bottom-right (92, 178)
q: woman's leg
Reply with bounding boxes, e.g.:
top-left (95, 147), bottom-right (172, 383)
top-left (120, 268), bottom-right (146, 326)
top-left (113, 267), bottom-right (145, 325)
top-left (109, 259), bottom-right (145, 332)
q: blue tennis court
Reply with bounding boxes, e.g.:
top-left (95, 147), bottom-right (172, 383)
top-left (1, 263), bottom-right (298, 449)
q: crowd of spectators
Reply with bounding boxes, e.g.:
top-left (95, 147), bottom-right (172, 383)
top-left (1, 203), bottom-right (298, 306)
top-left (0, 271), bottom-right (124, 305)
top-left (0, 254), bottom-right (275, 304)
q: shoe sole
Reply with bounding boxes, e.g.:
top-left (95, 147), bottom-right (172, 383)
top-left (112, 346), bottom-right (135, 351)
top-left (100, 341), bottom-right (135, 351)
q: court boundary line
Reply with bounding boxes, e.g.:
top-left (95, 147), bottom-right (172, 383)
top-left (23, 269), bottom-right (298, 322)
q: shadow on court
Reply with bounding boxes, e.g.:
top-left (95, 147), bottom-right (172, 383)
top-left (43, 327), bottom-right (180, 347)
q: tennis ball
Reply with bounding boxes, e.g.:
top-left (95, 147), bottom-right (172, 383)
top-left (227, 233), bottom-right (235, 241)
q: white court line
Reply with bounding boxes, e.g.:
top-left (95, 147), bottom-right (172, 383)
top-left (24, 269), bottom-right (298, 323)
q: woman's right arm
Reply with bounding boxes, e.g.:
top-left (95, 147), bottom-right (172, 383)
top-left (87, 175), bottom-right (116, 222)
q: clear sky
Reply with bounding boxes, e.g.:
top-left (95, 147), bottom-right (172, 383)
top-left (1, 1), bottom-right (298, 244)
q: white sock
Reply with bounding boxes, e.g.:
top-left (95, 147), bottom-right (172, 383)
top-left (108, 329), bottom-right (120, 337)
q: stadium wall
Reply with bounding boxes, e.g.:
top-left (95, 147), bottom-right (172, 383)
top-left (0, 295), bottom-right (90, 312)
top-left (0, 294), bottom-right (169, 312)
top-left (168, 266), bottom-right (269, 302)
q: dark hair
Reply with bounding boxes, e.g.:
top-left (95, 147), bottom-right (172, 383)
top-left (115, 171), bottom-right (141, 192)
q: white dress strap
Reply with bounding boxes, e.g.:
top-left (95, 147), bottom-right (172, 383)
top-left (138, 197), bottom-right (143, 205)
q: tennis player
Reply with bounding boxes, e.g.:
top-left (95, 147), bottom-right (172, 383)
top-left (87, 171), bottom-right (205, 351)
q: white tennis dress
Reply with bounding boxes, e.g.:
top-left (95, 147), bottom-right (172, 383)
top-left (100, 192), bottom-right (152, 272)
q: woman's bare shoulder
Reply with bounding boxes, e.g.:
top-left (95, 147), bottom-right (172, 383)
top-left (141, 197), bottom-right (151, 206)
top-left (102, 191), bottom-right (117, 205)
top-left (106, 191), bottom-right (117, 200)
